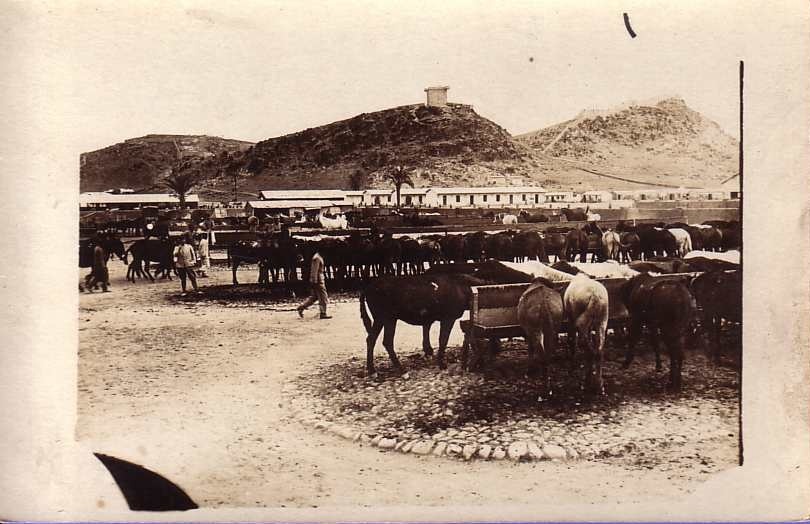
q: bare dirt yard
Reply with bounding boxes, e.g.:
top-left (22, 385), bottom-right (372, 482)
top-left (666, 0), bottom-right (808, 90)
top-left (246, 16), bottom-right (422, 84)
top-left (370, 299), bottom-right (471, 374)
top-left (77, 261), bottom-right (740, 510)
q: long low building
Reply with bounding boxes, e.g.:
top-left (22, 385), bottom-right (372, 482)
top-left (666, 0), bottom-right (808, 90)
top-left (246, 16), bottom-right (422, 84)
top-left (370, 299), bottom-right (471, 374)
top-left (246, 199), bottom-right (350, 219)
top-left (79, 192), bottom-right (200, 210)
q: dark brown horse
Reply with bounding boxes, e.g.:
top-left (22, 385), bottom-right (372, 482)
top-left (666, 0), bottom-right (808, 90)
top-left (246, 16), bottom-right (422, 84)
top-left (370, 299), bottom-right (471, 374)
top-left (359, 274), bottom-right (488, 374)
top-left (691, 270), bottom-right (742, 363)
top-left (621, 274), bottom-right (696, 390)
top-left (562, 228), bottom-right (589, 262)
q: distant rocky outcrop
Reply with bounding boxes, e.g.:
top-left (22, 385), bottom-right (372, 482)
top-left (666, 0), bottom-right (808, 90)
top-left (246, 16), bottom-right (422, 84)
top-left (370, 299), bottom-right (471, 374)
top-left (516, 98), bottom-right (738, 188)
top-left (79, 135), bottom-right (254, 193)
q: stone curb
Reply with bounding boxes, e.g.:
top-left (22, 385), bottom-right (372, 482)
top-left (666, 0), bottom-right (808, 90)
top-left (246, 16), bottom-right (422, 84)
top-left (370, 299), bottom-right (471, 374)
top-left (298, 412), bottom-right (584, 462)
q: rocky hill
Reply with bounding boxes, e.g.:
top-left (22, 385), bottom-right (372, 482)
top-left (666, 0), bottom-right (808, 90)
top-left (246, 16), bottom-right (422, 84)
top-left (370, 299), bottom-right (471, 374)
top-left (516, 98), bottom-right (738, 189)
top-left (232, 103), bottom-right (538, 191)
top-left (79, 98), bottom-right (739, 197)
top-left (79, 135), bottom-right (254, 193)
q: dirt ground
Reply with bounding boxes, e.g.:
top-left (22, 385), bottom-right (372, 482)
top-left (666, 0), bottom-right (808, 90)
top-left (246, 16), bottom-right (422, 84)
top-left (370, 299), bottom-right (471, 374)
top-left (77, 261), bottom-right (740, 509)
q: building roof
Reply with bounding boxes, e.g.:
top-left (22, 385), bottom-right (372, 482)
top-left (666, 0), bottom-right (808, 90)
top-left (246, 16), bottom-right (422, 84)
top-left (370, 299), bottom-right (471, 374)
top-left (431, 186), bottom-right (546, 195)
top-left (79, 192), bottom-right (199, 205)
top-left (259, 190), bottom-right (347, 200)
top-left (364, 189), bottom-right (394, 195)
top-left (248, 199), bottom-right (342, 209)
top-left (425, 85), bottom-right (449, 91)
top-left (400, 188), bottom-right (430, 195)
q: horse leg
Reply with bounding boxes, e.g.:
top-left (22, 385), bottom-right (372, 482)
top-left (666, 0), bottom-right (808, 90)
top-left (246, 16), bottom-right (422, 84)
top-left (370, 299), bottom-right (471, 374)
top-left (366, 319), bottom-right (384, 375)
top-left (436, 318), bottom-right (454, 370)
top-left (232, 260), bottom-right (240, 286)
top-left (651, 328), bottom-right (663, 372)
top-left (590, 321), bottom-right (606, 395)
top-left (712, 315), bottom-right (723, 364)
top-left (381, 319), bottom-right (402, 371)
top-left (421, 324), bottom-right (434, 357)
top-left (623, 318), bottom-right (643, 369)
top-left (666, 332), bottom-right (685, 391)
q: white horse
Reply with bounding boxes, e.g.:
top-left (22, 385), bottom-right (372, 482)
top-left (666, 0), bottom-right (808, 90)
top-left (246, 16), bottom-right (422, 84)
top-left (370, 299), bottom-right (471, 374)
top-left (563, 273), bottom-right (608, 395)
top-left (502, 213), bottom-right (518, 225)
top-left (317, 213), bottom-right (348, 230)
top-left (667, 228), bottom-right (693, 257)
top-left (500, 261), bottom-right (574, 281)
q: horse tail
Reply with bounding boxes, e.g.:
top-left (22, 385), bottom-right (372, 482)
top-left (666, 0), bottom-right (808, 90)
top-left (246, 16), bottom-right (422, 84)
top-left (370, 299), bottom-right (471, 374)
top-left (576, 291), bottom-right (608, 341)
top-left (359, 290), bottom-right (373, 333)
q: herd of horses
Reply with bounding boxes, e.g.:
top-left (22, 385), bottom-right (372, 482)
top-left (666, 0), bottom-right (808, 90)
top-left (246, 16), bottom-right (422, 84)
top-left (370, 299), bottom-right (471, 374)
top-left (358, 257), bottom-right (741, 395)
top-left (222, 220), bottom-right (739, 288)
top-left (79, 217), bottom-right (741, 395)
top-left (82, 219), bottom-right (740, 290)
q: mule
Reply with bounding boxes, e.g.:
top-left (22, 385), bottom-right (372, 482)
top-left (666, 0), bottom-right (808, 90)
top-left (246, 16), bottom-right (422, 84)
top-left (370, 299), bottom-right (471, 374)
top-left (517, 277), bottom-right (564, 400)
top-left (562, 273), bottom-right (608, 395)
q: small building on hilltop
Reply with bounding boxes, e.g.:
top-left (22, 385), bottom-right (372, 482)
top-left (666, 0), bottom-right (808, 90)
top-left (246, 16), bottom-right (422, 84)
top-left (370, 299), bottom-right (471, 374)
top-left (486, 173), bottom-right (527, 186)
top-left (424, 86), bottom-right (449, 107)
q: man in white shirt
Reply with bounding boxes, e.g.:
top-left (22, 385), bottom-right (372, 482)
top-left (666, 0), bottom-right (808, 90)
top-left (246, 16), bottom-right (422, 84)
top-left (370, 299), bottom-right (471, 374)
top-left (174, 235), bottom-right (200, 295)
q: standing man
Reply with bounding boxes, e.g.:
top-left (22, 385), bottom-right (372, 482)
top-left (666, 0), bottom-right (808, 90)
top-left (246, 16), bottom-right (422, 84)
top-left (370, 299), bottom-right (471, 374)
top-left (174, 235), bottom-right (200, 295)
top-left (85, 233), bottom-right (110, 292)
top-left (296, 250), bottom-right (331, 319)
top-left (196, 224), bottom-right (210, 277)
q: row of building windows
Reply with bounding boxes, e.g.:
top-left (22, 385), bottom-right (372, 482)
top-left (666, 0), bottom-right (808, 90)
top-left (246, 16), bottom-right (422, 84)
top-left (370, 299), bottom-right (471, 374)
top-left (440, 194), bottom-right (541, 205)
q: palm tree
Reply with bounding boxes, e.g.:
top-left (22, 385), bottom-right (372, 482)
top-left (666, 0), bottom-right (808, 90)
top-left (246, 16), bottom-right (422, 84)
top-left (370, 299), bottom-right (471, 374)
top-left (383, 165), bottom-right (414, 209)
top-left (164, 160), bottom-right (202, 208)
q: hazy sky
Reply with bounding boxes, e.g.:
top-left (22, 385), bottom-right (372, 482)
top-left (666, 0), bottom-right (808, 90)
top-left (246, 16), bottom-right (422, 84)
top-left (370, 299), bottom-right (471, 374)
top-left (4, 1), bottom-right (776, 158)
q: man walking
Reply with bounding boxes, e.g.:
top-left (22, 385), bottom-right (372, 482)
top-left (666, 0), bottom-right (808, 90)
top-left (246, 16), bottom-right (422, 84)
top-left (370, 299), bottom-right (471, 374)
top-left (174, 234), bottom-right (200, 295)
top-left (297, 250), bottom-right (331, 319)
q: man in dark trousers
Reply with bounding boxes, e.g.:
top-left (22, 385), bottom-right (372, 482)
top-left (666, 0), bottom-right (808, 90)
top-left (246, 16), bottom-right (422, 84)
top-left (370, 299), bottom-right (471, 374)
top-left (296, 250), bottom-right (331, 319)
top-left (85, 233), bottom-right (110, 292)
top-left (173, 234), bottom-right (200, 296)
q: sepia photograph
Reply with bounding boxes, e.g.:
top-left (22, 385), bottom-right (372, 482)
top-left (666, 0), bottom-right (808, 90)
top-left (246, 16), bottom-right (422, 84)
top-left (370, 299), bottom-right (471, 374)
top-left (2, 1), bottom-right (809, 521)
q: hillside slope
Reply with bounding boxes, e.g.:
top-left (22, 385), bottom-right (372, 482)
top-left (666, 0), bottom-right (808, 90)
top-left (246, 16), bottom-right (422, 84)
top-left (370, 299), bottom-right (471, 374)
top-left (516, 98), bottom-right (739, 189)
top-left (79, 98), bottom-right (739, 197)
top-left (79, 135), bottom-right (254, 193)
top-left (234, 103), bottom-right (538, 190)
